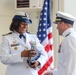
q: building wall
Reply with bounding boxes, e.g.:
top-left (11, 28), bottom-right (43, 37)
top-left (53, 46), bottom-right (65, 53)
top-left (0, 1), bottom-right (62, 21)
top-left (64, 0), bottom-right (76, 30)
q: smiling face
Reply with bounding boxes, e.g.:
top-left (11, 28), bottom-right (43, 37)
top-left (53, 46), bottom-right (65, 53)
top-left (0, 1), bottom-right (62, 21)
top-left (17, 22), bottom-right (28, 34)
top-left (56, 22), bottom-right (66, 35)
top-left (56, 21), bottom-right (72, 36)
top-left (56, 22), bottom-right (63, 35)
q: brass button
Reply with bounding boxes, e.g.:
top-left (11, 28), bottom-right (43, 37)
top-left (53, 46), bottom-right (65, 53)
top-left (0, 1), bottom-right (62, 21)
top-left (26, 66), bottom-right (29, 68)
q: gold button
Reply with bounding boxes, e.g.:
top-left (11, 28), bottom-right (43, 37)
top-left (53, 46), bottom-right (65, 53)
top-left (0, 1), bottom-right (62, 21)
top-left (25, 46), bottom-right (28, 49)
top-left (14, 47), bottom-right (18, 50)
top-left (26, 66), bottom-right (29, 68)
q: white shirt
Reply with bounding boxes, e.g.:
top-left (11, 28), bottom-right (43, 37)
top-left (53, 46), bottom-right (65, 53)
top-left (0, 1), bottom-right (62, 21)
top-left (0, 32), bottom-right (47, 75)
top-left (53, 28), bottom-right (76, 75)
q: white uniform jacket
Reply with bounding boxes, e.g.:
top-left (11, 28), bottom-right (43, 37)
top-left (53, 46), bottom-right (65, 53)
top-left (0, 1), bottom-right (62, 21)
top-left (0, 32), bottom-right (47, 75)
top-left (52, 28), bottom-right (76, 75)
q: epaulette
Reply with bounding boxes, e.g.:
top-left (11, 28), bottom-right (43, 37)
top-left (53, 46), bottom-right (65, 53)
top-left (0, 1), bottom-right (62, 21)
top-left (2, 32), bottom-right (12, 36)
top-left (26, 32), bottom-right (34, 34)
top-left (65, 32), bottom-right (70, 37)
top-left (26, 32), bottom-right (31, 34)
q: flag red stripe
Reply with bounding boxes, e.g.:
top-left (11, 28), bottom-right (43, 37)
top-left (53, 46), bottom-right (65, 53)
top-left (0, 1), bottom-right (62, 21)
top-left (48, 33), bottom-right (52, 40)
top-left (45, 44), bottom-right (53, 52)
top-left (38, 56), bottom-right (53, 75)
top-left (37, 0), bottom-right (54, 75)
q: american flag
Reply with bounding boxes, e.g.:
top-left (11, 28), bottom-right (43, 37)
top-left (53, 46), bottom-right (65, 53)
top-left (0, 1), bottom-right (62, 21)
top-left (37, 0), bottom-right (54, 75)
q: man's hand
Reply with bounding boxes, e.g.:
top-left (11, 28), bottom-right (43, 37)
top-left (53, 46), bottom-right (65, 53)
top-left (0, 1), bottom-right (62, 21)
top-left (43, 70), bottom-right (53, 75)
top-left (29, 61), bottom-right (40, 69)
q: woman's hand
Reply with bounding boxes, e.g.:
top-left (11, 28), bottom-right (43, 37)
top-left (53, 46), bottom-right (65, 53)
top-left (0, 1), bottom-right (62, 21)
top-left (21, 50), bottom-right (37, 57)
top-left (29, 60), bottom-right (40, 69)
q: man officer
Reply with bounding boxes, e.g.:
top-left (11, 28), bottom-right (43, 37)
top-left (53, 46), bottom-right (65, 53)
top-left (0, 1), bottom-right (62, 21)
top-left (44, 11), bottom-right (76, 75)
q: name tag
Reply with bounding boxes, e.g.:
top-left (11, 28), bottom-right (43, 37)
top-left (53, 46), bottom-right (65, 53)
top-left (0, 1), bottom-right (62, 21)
top-left (11, 43), bottom-right (19, 47)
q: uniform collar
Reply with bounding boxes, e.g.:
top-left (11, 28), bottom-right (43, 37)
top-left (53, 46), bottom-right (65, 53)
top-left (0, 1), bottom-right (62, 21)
top-left (62, 28), bottom-right (73, 37)
top-left (13, 31), bottom-right (26, 37)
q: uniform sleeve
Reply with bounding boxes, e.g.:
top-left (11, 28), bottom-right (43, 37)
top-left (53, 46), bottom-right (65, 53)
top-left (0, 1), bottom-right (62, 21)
top-left (0, 36), bottom-right (23, 65)
top-left (65, 36), bottom-right (76, 75)
top-left (37, 44), bottom-right (48, 68)
top-left (60, 36), bottom-right (76, 75)
top-left (32, 35), bottom-right (48, 68)
top-left (52, 68), bottom-right (58, 75)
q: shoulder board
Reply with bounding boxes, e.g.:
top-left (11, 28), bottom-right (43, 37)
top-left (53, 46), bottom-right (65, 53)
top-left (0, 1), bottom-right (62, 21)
top-left (65, 32), bottom-right (70, 37)
top-left (26, 32), bottom-right (34, 34)
top-left (2, 32), bottom-right (12, 36)
top-left (26, 32), bottom-right (31, 34)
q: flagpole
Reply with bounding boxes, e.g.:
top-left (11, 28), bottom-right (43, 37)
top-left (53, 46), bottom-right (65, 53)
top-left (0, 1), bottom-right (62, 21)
top-left (58, 0), bottom-right (62, 44)
top-left (58, 0), bottom-right (59, 11)
top-left (37, 0), bottom-right (54, 74)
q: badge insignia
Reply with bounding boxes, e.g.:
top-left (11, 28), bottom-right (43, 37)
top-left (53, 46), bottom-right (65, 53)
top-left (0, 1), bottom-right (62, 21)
top-left (13, 41), bottom-right (17, 44)
top-left (58, 44), bottom-right (61, 53)
top-left (14, 46), bottom-right (18, 50)
top-left (25, 46), bottom-right (28, 49)
top-left (11, 41), bottom-right (19, 47)
top-left (26, 66), bottom-right (29, 68)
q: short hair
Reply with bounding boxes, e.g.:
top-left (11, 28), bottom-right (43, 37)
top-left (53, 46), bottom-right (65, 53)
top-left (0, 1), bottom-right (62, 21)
top-left (9, 20), bottom-right (22, 31)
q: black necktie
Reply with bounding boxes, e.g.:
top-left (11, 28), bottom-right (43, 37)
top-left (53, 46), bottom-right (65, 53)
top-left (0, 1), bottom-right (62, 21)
top-left (19, 34), bottom-right (26, 39)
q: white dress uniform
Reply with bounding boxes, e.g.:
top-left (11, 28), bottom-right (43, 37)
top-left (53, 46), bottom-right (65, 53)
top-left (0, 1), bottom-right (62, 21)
top-left (52, 28), bottom-right (76, 75)
top-left (0, 32), bottom-right (47, 75)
